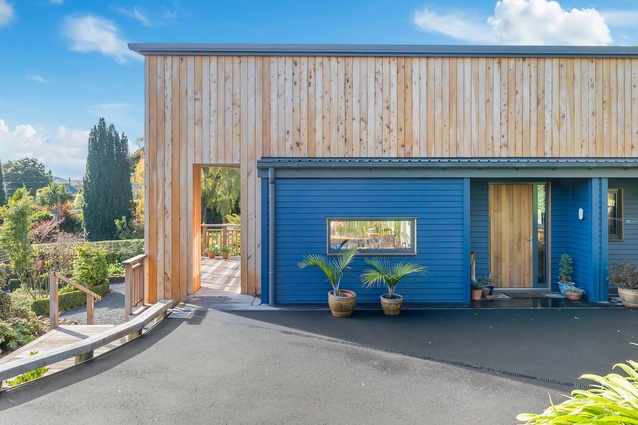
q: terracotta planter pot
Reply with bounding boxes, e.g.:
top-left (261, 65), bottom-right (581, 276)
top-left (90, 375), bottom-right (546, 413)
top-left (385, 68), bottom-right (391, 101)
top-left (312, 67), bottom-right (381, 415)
top-left (471, 289), bottom-right (483, 301)
top-left (380, 294), bottom-right (403, 316)
top-left (565, 292), bottom-right (582, 301)
top-left (327, 290), bottom-right (357, 317)
top-left (222, 252), bottom-right (229, 259)
top-left (207, 252), bottom-right (215, 259)
top-left (618, 288), bottom-right (638, 308)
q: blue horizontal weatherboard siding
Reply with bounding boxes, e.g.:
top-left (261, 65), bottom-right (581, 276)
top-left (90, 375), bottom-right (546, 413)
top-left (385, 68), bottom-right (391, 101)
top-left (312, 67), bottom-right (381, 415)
top-left (550, 179), bottom-right (601, 298)
top-left (274, 178), bottom-right (466, 304)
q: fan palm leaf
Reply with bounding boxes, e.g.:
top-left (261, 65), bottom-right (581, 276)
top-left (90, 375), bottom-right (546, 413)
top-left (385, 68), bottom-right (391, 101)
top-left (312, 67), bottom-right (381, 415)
top-left (361, 258), bottom-right (426, 298)
top-left (298, 247), bottom-right (357, 296)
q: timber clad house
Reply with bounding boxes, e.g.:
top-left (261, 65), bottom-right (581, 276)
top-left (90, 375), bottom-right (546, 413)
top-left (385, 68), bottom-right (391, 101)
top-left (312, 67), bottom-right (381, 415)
top-left (129, 43), bottom-right (638, 306)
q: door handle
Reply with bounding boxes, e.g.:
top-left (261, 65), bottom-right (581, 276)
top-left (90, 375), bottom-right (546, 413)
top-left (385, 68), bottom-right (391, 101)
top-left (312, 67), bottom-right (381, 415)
top-left (527, 237), bottom-right (533, 241)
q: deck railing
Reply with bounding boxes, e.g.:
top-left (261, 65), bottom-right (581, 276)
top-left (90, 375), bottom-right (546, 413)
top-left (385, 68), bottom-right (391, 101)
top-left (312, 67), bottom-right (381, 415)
top-left (201, 224), bottom-right (241, 255)
top-left (122, 254), bottom-right (148, 321)
top-left (49, 273), bottom-right (102, 329)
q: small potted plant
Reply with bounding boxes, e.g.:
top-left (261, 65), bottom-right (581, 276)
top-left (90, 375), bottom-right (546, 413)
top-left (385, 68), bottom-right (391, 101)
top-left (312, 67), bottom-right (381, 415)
top-left (478, 274), bottom-right (494, 300)
top-left (220, 246), bottom-right (231, 259)
top-left (558, 253), bottom-right (574, 295)
top-left (470, 278), bottom-right (484, 301)
top-left (205, 245), bottom-right (218, 259)
top-left (299, 247), bottom-right (358, 317)
top-left (607, 259), bottom-right (638, 308)
top-left (361, 258), bottom-right (426, 315)
top-left (564, 284), bottom-right (584, 301)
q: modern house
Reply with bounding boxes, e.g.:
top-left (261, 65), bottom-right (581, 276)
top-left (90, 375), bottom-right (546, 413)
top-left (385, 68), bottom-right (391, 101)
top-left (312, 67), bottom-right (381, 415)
top-left (128, 43), bottom-right (638, 305)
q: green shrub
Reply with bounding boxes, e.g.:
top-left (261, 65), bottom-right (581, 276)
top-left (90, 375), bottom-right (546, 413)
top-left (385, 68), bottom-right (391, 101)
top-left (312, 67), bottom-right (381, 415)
top-left (0, 292), bottom-right (11, 319)
top-left (72, 245), bottom-right (108, 288)
top-left (31, 211), bottom-right (53, 223)
top-left (107, 262), bottom-right (125, 276)
top-left (0, 321), bottom-right (19, 354)
top-left (8, 278), bottom-right (22, 292)
top-left (30, 282), bottom-right (110, 316)
top-left (517, 358), bottom-right (638, 424)
top-left (34, 239), bottom-right (144, 278)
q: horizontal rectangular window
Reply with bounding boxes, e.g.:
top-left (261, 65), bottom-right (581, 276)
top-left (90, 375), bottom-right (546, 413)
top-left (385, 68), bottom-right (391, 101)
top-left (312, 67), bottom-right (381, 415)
top-left (327, 218), bottom-right (416, 255)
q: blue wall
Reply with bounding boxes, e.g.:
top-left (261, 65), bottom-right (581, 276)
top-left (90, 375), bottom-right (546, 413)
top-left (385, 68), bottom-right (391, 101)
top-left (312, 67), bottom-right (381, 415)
top-left (470, 180), bottom-right (489, 277)
top-left (550, 178), bottom-right (606, 301)
top-left (608, 179), bottom-right (638, 264)
top-left (270, 177), bottom-right (467, 304)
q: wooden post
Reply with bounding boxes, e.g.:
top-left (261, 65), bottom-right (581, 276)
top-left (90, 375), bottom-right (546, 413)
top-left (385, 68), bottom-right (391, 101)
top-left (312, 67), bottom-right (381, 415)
top-left (124, 261), bottom-right (133, 322)
top-left (222, 226), bottom-right (227, 249)
top-left (49, 274), bottom-right (58, 329)
top-left (86, 293), bottom-right (95, 325)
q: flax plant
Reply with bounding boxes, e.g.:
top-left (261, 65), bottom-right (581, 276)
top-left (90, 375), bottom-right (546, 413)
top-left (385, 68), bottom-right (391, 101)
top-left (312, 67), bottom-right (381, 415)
top-left (517, 359), bottom-right (638, 424)
top-left (298, 247), bottom-right (358, 296)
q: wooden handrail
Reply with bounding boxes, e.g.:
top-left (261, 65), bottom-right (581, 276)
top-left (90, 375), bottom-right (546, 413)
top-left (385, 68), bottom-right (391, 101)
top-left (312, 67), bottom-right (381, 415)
top-left (0, 300), bottom-right (172, 390)
top-left (123, 254), bottom-right (148, 321)
top-left (201, 223), bottom-right (241, 254)
top-left (49, 273), bottom-right (103, 329)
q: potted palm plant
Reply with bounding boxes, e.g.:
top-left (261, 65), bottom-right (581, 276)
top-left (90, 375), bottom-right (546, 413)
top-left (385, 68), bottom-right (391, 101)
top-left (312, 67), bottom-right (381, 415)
top-left (220, 246), bottom-right (231, 259)
top-left (607, 259), bottom-right (638, 308)
top-left (298, 247), bottom-right (358, 317)
top-left (360, 258), bottom-right (426, 315)
top-left (470, 278), bottom-right (484, 301)
top-left (558, 253), bottom-right (574, 295)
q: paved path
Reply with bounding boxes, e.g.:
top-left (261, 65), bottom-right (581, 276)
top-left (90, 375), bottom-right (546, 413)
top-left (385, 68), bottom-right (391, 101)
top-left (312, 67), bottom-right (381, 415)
top-left (2, 306), bottom-right (637, 424)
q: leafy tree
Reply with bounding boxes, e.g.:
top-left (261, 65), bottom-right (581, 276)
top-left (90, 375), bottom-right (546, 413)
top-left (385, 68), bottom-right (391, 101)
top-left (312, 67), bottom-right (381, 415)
top-left (201, 167), bottom-right (240, 224)
top-left (0, 188), bottom-right (34, 278)
top-left (2, 158), bottom-right (52, 198)
top-left (35, 182), bottom-right (71, 230)
top-left (131, 150), bottom-right (144, 227)
top-left (0, 160), bottom-right (6, 206)
top-left (82, 118), bottom-right (133, 241)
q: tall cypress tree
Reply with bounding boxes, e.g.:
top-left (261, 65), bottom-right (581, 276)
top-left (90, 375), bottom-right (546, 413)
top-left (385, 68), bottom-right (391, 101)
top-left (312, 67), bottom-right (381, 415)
top-left (0, 159), bottom-right (6, 206)
top-left (83, 118), bottom-right (133, 241)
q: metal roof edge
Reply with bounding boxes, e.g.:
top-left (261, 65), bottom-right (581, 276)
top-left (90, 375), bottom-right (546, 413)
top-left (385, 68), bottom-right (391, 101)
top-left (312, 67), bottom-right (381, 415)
top-left (128, 43), bottom-right (638, 58)
top-left (256, 157), bottom-right (638, 170)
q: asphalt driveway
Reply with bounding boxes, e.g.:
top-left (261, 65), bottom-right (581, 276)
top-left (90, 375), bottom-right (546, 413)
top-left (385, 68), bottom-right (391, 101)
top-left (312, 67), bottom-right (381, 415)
top-left (1, 307), bottom-right (637, 424)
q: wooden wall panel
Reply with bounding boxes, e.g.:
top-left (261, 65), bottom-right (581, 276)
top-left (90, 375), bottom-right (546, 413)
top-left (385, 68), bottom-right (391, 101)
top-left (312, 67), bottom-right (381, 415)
top-left (144, 54), bottom-right (638, 304)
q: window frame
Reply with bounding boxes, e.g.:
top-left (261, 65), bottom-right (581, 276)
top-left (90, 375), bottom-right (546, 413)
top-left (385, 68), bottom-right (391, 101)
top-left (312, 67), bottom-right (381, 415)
top-left (608, 188), bottom-right (624, 242)
top-left (326, 217), bottom-right (417, 256)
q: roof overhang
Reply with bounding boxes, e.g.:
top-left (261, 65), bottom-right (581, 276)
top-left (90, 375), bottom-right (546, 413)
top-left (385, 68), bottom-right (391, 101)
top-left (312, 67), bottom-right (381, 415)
top-left (256, 157), bottom-right (638, 179)
top-left (128, 43), bottom-right (638, 59)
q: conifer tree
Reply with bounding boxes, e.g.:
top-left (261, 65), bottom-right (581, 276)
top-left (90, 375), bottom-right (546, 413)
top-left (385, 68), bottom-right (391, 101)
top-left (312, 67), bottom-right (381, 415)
top-left (0, 159), bottom-right (5, 206)
top-left (82, 118), bottom-right (133, 241)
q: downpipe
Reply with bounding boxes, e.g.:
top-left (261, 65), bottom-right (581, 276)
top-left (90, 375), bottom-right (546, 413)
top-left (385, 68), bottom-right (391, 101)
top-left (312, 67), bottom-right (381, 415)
top-left (268, 168), bottom-right (276, 305)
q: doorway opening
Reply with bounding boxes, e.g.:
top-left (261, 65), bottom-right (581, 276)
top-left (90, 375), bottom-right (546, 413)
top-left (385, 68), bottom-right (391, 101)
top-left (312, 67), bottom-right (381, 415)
top-left (489, 182), bottom-right (549, 290)
top-left (198, 165), bottom-right (241, 296)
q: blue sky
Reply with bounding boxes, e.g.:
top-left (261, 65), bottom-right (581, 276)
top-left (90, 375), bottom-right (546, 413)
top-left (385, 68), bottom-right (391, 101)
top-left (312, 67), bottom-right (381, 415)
top-left (1, 0), bottom-right (638, 179)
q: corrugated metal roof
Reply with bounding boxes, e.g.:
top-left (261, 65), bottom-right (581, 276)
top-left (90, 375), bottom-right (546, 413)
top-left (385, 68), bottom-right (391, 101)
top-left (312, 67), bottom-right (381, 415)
top-left (256, 157), bottom-right (638, 170)
top-left (128, 43), bottom-right (638, 58)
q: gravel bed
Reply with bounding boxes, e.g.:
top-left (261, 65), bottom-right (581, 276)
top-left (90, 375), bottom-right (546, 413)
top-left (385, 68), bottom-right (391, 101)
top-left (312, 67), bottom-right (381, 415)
top-left (59, 282), bottom-right (126, 325)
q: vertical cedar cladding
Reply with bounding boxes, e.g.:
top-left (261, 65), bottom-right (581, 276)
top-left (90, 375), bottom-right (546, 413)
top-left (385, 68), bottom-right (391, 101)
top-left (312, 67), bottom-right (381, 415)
top-left (145, 54), bottom-right (638, 303)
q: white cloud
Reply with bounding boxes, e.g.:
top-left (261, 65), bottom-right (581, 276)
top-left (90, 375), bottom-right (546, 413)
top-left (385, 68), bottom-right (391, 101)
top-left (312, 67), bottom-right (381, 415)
top-left (0, 0), bottom-right (15, 28)
top-left (413, 9), bottom-right (497, 44)
top-left (62, 15), bottom-right (141, 63)
top-left (117, 6), bottom-right (152, 27)
top-left (489, 0), bottom-right (612, 45)
top-left (27, 74), bottom-right (46, 83)
top-left (413, 0), bottom-right (612, 46)
top-left (0, 119), bottom-right (89, 180)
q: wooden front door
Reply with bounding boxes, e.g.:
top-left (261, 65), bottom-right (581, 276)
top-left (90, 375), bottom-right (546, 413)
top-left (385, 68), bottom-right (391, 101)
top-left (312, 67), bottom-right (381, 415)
top-left (489, 184), bottom-right (534, 288)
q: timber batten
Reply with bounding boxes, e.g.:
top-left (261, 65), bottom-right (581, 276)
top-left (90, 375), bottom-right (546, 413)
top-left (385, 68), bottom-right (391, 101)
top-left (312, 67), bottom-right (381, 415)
top-left (134, 44), bottom-right (638, 304)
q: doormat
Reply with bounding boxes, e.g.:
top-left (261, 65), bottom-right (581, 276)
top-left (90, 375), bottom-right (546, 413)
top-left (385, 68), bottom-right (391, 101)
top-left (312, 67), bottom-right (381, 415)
top-left (543, 293), bottom-right (565, 299)
top-left (167, 310), bottom-right (193, 319)
top-left (492, 293), bottom-right (510, 299)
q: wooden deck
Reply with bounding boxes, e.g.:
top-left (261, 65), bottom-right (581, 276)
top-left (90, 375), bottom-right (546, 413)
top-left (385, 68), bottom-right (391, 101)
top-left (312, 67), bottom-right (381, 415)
top-left (0, 325), bottom-right (126, 382)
